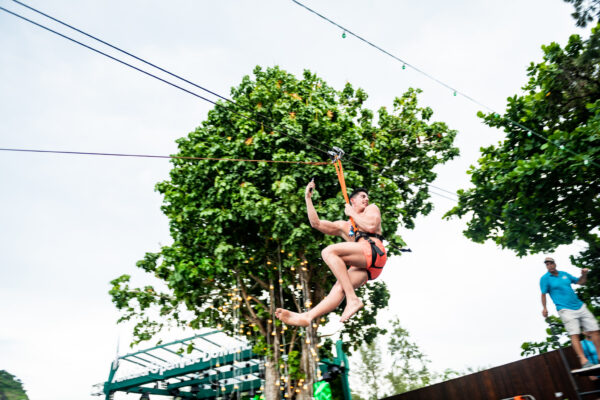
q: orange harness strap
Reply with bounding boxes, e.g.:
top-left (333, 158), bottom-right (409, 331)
top-left (333, 158), bottom-right (358, 236)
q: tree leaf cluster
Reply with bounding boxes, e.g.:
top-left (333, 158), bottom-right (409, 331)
top-left (0, 371), bottom-right (28, 400)
top-left (445, 24), bottom-right (600, 257)
top-left (521, 316), bottom-right (571, 356)
top-left (564, 0), bottom-right (600, 27)
top-left (351, 318), bottom-right (482, 399)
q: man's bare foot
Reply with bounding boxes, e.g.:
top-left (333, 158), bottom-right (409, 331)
top-left (275, 308), bottom-right (311, 327)
top-left (340, 298), bottom-right (363, 323)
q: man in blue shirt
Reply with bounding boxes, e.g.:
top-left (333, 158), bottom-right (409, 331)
top-left (541, 257), bottom-right (600, 368)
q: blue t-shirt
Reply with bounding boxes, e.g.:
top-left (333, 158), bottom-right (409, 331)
top-left (540, 271), bottom-right (583, 311)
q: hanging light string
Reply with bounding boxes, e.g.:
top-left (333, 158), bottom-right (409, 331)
top-left (275, 248), bottom-right (291, 397)
top-left (290, 0), bottom-right (598, 169)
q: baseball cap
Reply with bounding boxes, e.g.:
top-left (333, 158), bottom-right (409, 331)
top-left (544, 257), bottom-right (555, 264)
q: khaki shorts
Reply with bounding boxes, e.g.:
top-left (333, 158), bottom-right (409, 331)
top-left (558, 305), bottom-right (600, 335)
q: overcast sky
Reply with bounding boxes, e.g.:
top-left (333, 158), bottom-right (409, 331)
top-left (0, 1), bottom-right (591, 399)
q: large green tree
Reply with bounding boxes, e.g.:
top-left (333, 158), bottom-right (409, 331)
top-left (446, 25), bottom-right (600, 353)
top-left (110, 66), bottom-right (458, 399)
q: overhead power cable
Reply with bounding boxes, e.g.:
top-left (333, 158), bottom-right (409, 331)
top-left (0, 4), bottom-right (330, 158)
top-left (290, 0), bottom-right (598, 169)
top-left (0, 148), bottom-right (328, 165)
top-left (7, 0), bottom-right (339, 157)
top-left (10, 0), bottom-right (232, 104)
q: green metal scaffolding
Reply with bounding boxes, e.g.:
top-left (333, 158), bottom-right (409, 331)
top-left (94, 331), bottom-right (351, 400)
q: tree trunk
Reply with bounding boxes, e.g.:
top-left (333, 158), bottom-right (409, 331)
top-left (265, 277), bottom-right (282, 400)
top-left (297, 264), bottom-right (320, 399)
top-left (264, 361), bottom-right (281, 400)
top-left (299, 328), bottom-right (319, 400)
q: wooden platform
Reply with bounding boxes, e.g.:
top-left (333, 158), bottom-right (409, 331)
top-left (383, 346), bottom-right (600, 400)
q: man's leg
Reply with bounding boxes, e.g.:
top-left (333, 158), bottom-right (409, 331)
top-left (276, 267), bottom-right (368, 327)
top-left (559, 309), bottom-right (589, 366)
top-left (571, 334), bottom-right (590, 366)
top-left (320, 242), bottom-right (369, 322)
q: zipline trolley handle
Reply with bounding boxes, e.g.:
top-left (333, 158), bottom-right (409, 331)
top-left (328, 146), bottom-right (345, 162)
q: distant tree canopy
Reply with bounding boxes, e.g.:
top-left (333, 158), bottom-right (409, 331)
top-left (110, 65), bottom-right (458, 398)
top-left (564, 0), bottom-right (600, 26)
top-left (351, 317), bottom-right (484, 399)
top-left (0, 371), bottom-right (28, 400)
top-left (446, 24), bottom-right (600, 354)
top-left (446, 24), bottom-right (600, 256)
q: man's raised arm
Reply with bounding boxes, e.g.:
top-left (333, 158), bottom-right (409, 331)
top-left (305, 180), bottom-right (344, 237)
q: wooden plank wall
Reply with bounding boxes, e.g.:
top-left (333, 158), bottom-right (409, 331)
top-left (382, 346), bottom-right (600, 400)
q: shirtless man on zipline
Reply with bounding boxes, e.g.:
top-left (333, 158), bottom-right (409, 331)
top-left (275, 179), bottom-right (387, 326)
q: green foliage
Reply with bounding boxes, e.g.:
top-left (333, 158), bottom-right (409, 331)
top-left (352, 318), bottom-right (431, 398)
top-left (384, 318), bottom-right (433, 395)
top-left (0, 371), bottom-right (28, 400)
top-left (521, 316), bottom-right (571, 356)
top-left (446, 24), bottom-right (600, 256)
top-left (341, 281), bottom-right (390, 352)
top-left (572, 235), bottom-right (600, 310)
top-left (352, 317), bottom-right (487, 397)
top-left (355, 341), bottom-right (385, 400)
top-left (564, 0), bottom-right (600, 27)
top-left (352, 317), bottom-right (489, 400)
top-left (109, 66), bottom-right (458, 384)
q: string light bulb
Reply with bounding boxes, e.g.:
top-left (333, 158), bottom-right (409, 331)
top-left (342, 31), bottom-right (346, 38)
top-left (402, 64), bottom-right (406, 70)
